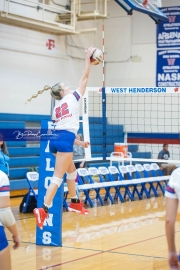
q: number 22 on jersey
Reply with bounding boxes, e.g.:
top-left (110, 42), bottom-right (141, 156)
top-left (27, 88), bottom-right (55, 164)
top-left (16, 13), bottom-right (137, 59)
top-left (55, 103), bottom-right (69, 118)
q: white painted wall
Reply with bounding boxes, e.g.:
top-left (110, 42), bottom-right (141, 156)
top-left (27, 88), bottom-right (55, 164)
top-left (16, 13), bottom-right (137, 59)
top-left (0, 0), bottom-right (180, 159)
top-left (1, 0), bottom-right (179, 114)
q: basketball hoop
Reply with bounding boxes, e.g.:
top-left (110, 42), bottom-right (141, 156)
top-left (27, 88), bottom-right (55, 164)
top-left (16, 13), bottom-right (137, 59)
top-left (143, 0), bottom-right (162, 8)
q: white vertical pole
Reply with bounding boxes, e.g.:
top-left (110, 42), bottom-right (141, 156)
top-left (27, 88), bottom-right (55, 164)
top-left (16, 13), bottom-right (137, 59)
top-left (102, 23), bottom-right (105, 87)
top-left (82, 91), bottom-right (91, 160)
top-left (42, 0), bottom-right (45, 21)
top-left (3, 0), bottom-right (5, 13)
top-left (7, 0), bottom-right (10, 16)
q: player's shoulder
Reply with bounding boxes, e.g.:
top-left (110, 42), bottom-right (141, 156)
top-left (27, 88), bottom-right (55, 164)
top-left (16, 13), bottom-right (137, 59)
top-left (171, 167), bottom-right (180, 177)
top-left (169, 167), bottom-right (180, 185)
top-left (72, 90), bottom-right (82, 101)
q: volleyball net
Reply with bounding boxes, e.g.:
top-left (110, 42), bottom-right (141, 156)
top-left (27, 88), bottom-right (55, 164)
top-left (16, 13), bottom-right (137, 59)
top-left (80, 86), bottom-right (180, 165)
top-left (36, 86), bottom-right (180, 247)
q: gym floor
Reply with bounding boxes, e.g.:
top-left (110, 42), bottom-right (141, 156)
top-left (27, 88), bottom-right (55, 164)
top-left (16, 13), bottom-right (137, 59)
top-left (8, 195), bottom-right (179, 270)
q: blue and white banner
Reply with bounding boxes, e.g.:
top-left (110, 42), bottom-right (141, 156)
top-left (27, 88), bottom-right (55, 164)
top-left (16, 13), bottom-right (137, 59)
top-left (156, 50), bottom-right (180, 87)
top-left (36, 120), bottom-right (63, 247)
top-left (157, 6), bottom-right (180, 49)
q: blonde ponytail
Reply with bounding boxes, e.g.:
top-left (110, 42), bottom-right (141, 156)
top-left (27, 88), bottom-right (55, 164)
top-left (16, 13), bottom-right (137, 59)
top-left (25, 83), bottom-right (63, 104)
top-left (25, 85), bottom-right (51, 104)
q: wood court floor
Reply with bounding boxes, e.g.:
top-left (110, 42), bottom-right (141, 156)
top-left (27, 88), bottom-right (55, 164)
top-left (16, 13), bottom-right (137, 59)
top-left (7, 195), bottom-right (180, 270)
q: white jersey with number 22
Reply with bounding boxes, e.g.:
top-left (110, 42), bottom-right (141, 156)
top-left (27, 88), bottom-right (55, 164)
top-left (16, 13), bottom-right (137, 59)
top-left (52, 90), bottom-right (82, 135)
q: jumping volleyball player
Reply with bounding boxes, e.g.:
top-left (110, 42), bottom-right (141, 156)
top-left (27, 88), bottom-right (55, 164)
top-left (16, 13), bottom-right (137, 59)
top-left (25, 45), bottom-right (96, 229)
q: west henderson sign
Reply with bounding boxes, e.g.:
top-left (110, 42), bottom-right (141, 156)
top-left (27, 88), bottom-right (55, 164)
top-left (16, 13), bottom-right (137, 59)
top-left (156, 50), bottom-right (180, 87)
top-left (85, 87), bottom-right (180, 94)
top-left (105, 87), bottom-right (180, 94)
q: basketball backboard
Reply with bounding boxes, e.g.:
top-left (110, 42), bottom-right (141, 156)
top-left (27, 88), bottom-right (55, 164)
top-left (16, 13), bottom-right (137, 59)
top-left (115, 0), bottom-right (168, 22)
top-left (124, 0), bottom-right (168, 20)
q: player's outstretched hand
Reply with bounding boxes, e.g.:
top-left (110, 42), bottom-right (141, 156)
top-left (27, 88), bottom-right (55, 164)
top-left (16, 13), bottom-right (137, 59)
top-left (74, 139), bottom-right (90, 148)
top-left (168, 252), bottom-right (179, 269)
top-left (12, 234), bottom-right (21, 250)
top-left (85, 45), bottom-right (96, 59)
top-left (83, 141), bottom-right (90, 148)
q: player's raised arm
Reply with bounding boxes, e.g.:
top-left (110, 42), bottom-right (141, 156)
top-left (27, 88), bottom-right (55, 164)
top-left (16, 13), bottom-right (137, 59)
top-left (77, 45), bottom-right (96, 96)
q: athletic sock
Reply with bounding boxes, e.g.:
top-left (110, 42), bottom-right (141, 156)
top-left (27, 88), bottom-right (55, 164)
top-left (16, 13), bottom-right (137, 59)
top-left (42, 204), bottom-right (49, 213)
top-left (71, 196), bottom-right (80, 203)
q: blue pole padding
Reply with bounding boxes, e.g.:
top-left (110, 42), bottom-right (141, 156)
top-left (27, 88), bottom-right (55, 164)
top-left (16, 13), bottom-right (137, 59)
top-left (36, 120), bottom-right (63, 246)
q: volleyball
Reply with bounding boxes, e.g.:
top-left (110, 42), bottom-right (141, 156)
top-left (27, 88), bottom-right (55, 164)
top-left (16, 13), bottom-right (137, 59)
top-left (90, 48), bottom-right (103, 65)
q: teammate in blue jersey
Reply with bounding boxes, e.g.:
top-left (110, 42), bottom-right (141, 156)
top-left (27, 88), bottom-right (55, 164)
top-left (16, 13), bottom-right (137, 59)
top-left (26, 45), bottom-right (95, 229)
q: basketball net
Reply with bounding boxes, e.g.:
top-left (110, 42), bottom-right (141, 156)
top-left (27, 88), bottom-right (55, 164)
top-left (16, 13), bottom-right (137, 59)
top-left (142, 0), bottom-right (162, 8)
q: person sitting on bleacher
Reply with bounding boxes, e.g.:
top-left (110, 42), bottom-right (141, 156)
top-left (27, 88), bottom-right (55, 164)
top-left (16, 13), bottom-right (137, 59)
top-left (158, 144), bottom-right (176, 175)
top-left (73, 134), bottom-right (86, 170)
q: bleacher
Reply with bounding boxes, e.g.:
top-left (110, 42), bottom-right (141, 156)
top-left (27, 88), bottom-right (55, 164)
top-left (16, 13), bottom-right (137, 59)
top-left (0, 113), bottom-right (152, 196)
top-left (0, 113), bottom-right (51, 195)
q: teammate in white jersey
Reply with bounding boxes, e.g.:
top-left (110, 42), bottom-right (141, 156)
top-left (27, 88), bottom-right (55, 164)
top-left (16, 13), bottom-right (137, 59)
top-left (165, 167), bottom-right (180, 269)
top-left (0, 171), bottom-right (21, 269)
top-left (26, 45), bottom-right (95, 229)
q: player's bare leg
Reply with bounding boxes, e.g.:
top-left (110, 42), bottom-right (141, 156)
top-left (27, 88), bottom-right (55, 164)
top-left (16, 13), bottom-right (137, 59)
top-left (34, 152), bottom-right (72, 229)
top-left (45, 152), bottom-right (72, 205)
top-left (0, 246), bottom-right (11, 270)
top-left (67, 160), bottom-right (89, 214)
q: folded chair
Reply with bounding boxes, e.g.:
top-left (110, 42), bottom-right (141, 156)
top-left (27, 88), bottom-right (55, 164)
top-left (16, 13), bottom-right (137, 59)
top-left (23, 172), bottom-right (38, 213)
top-left (108, 165), bottom-right (134, 202)
top-left (150, 163), bottom-right (169, 194)
top-left (119, 165), bottom-right (142, 200)
top-left (77, 168), bottom-right (104, 207)
top-left (25, 172), bottom-right (70, 212)
top-left (134, 164), bottom-right (151, 198)
top-left (88, 167), bottom-right (113, 204)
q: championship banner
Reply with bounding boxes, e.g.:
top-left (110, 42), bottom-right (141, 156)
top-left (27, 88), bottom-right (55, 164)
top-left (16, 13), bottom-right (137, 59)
top-left (36, 119), bottom-right (63, 246)
top-left (156, 50), bottom-right (180, 87)
top-left (157, 6), bottom-right (180, 49)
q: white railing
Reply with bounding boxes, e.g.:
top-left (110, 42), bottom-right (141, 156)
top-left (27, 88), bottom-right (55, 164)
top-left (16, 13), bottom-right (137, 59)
top-left (1, 0), bottom-right (76, 31)
top-left (77, 0), bottom-right (107, 18)
top-left (109, 152), bottom-right (132, 166)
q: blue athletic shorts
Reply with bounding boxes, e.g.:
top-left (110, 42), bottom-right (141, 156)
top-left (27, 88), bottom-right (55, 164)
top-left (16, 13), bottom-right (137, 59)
top-left (49, 130), bottom-right (76, 154)
top-left (0, 226), bottom-right (8, 251)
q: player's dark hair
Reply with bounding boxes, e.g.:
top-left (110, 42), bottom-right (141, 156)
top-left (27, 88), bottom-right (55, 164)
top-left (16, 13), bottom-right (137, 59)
top-left (163, 144), bottom-right (168, 147)
top-left (0, 133), bottom-right (9, 156)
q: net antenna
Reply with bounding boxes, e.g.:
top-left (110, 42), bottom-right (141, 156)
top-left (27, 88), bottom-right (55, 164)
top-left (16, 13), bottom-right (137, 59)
top-left (143, 0), bottom-right (162, 7)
